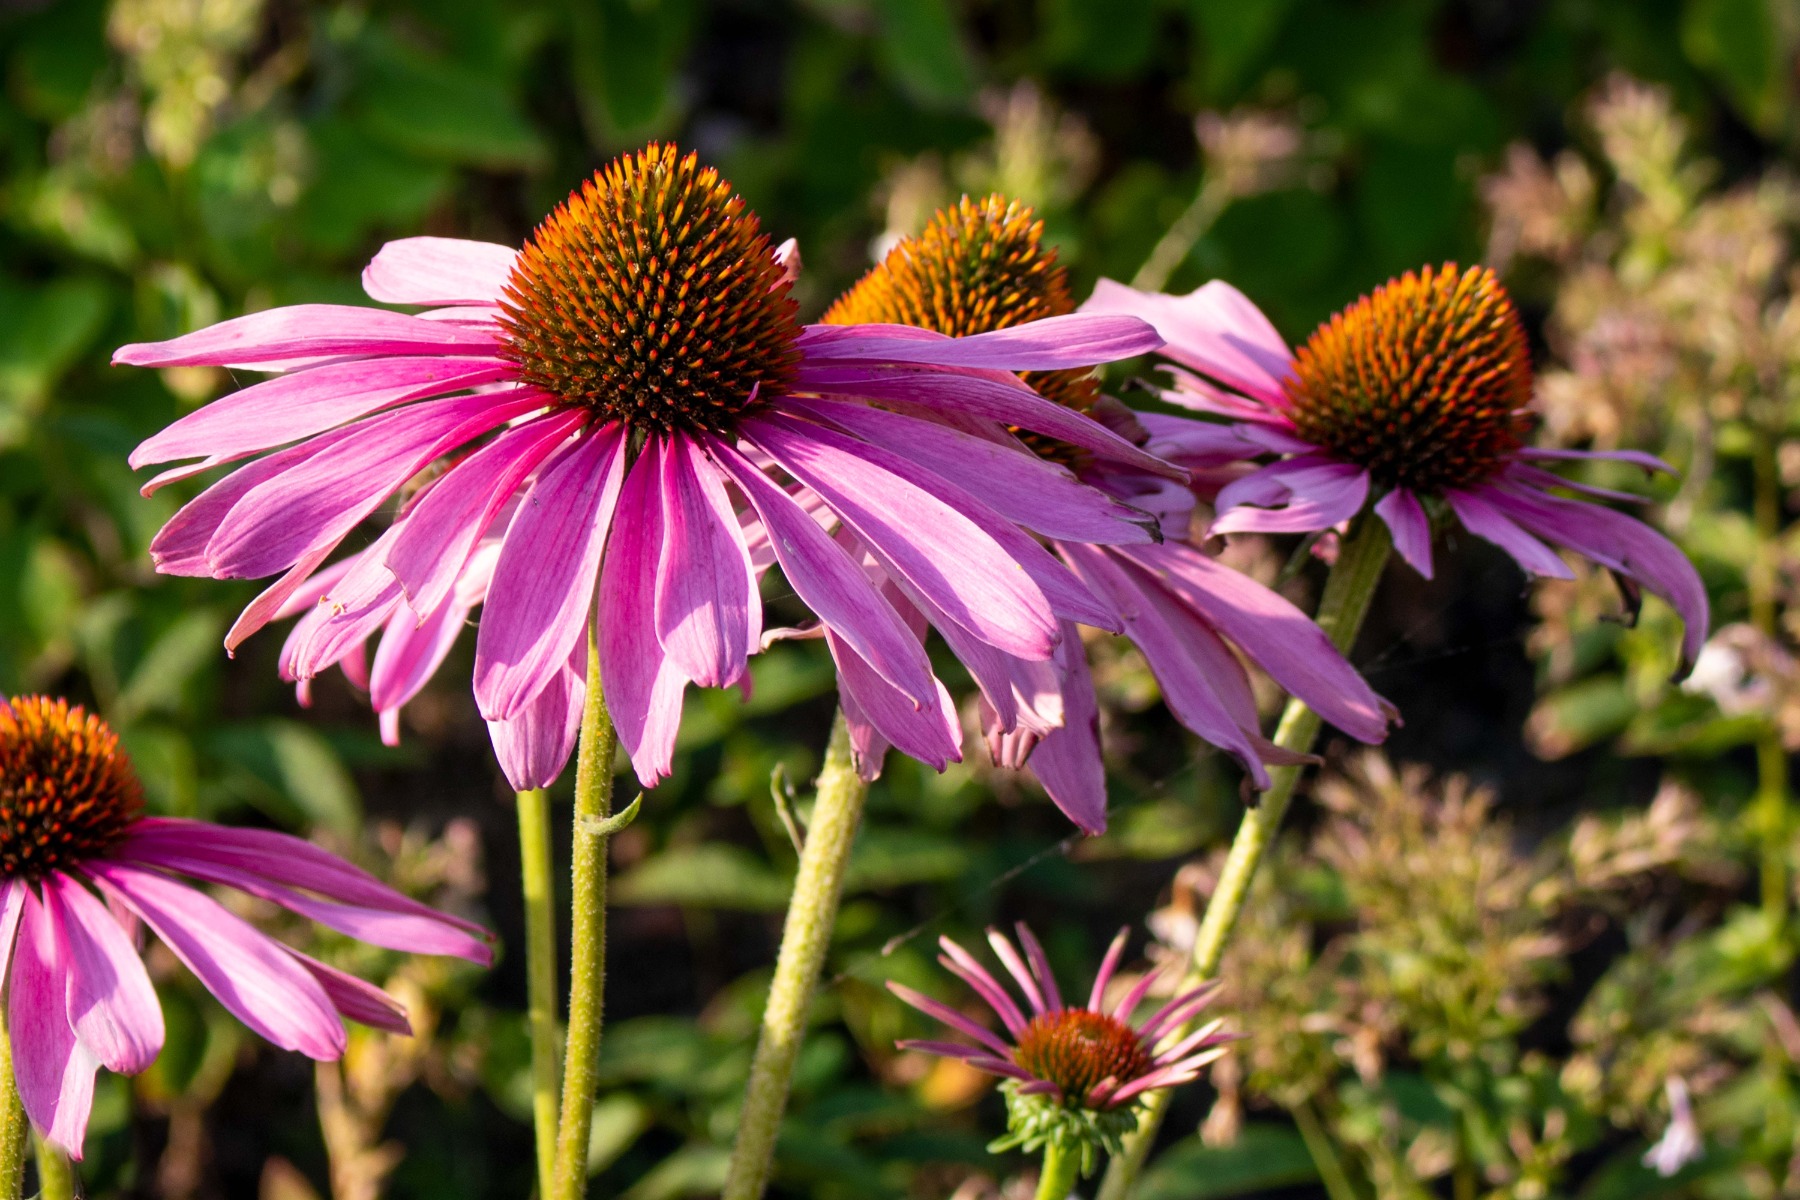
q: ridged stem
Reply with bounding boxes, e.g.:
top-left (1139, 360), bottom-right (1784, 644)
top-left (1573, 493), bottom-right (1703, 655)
top-left (0, 1025), bottom-right (27, 1200)
top-left (33, 1136), bottom-right (72, 1200)
top-left (549, 633), bottom-right (619, 1200)
top-left (518, 786), bottom-right (560, 1197)
top-left (1035, 1142), bottom-right (1081, 1200)
top-left (722, 713), bottom-right (870, 1200)
top-left (1097, 517), bottom-right (1392, 1200)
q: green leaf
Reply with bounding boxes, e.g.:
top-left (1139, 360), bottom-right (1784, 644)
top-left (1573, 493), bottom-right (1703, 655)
top-left (845, 827), bottom-right (971, 891)
top-left (0, 277), bottom-right (111, 416)
top-left (870, 0), bottom-right (975, 107)
top-left (114, 609), bottom-right (226, 725)
top-left (570, 0), bottom-right (696, 140)
top-left (351, 32), bottom-right (548, 170)
top-left (614, 843), bottom-right (793, 911)
top-left (1525, 676), bottom-right (1639, 760)
top-left (1681, 0), bottom-right (1788, 134)
top-left (1039, 0), bottom-right (1157, 78)
top-left (588, 1093), bottom-right (653, 1175)
top-left (1138, 1123), bottom-right (1319, 1200)
top-left (209, 720), bottom-right (363, 836)
top-left (1186, 0), bottom-right (1295, 98)
top-left (621, 1143), bottom-right (730, 1200)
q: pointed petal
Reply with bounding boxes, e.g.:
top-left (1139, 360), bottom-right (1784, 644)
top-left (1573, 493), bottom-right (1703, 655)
top-left (487, 645), bottom-right (584, 791)
top-left (1374, 488), bottom-right (1434, 579)
top-left (362, 237), bottom-right (519, 306)
top-left (1013, 925), bottom-right (1064, 1013)
top-left (42, 875), bottom-right (164, 1074)
top-left (9, 890), bottom-right (98, 1159)
top-left (1088, 929), bottom-right (1131, 1012)
top-left (885, 983), bottom-right (1014, 1058)
top-left (284, 950), bottom-right (412, 1035)
top-left (113, 305), bottom-right (498, 367)
top-left (1444, 487), bottom-right (1575, 580)
top-left (1024, 628), bottom-right (1110, 834)
top-left (655, 435), bottom-right (758, 688)
top-left (827, 628), bottom-right (962, 772)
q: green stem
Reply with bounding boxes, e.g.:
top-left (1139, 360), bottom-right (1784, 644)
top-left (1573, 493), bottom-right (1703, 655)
top-left (1752, 429), bottom-right (1788, 918)
top-left (549, 634), bottom-right (619, 1200)
top-left (1292, 1100), bottom-right (1359, 1200)
top-left (1035, 1142), bottom-right (1082, 1200)
top-left (1130, 176), bottom-right (1231, 294)
top-left (33, 1136), bottom-right (72, 1200)
top-left (518, 786), bottom-right (560, 1198)
top-left (0, 1026), bottom-right (27, 1200)
top-left (722, 714), bottom-right (871, 1200)
top-left (1098, 518), bottom-right (1393, 1200)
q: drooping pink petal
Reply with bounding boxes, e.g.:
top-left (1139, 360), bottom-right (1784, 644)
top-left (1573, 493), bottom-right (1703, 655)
top-left (475, 425), bottom-right (626, 722)
top-left (42, 874), bottom-right (163, 1074)
top-left (797, 365), bottom-right (1182, 480)
top-left (8, 890), bottom-right (98, 1158)
top-left (1374, 488), bottom-right (1434, 579)
top-left (0, 881), bottom-right (26, 990)
top-left (797, 313), bottom-right (1161, 371)
top-left (1486, 482), bottom-right (1710, 674)
top-left (87, 863), bottom-right (346, 1060)
top-left (131, 357), bottom-right (512, 469)
top-left (746, 414), bottom-right (1059, 659)
top-left (1081, 278), bottom-right (1295, 407)
top-left (113, 305), bottom-right (499, 368)
top-left (885, 982), bottom-right (1015, 1058)
top-left (785, 397), bottom-right (1159, 545)
top-left (281, 535), bottom-right (408, 681)
top-left (368, 583), bottom-right (477, 717)
top-left (655, 435), bottom-right (759, 689)
top-left (1113, 541), bottom-right (1395, 744)
top-left (1088, 928), bottom-right (1131, 1012)
top-left (226, 544), bottom-right (336, 653)
top-left (362, 237), bottom-right (519, 306)
top-left (1519, 446), bottom-right (1673, 475)
top-left (1022, 626), bottom-right (1109, 834)
top-left (1211, 458), bottom-right (1370, 535)
top-left (706, 435), bottom-right (936, 704)
top-left (284, 950), bottom-right (412, 1036)
top-left (1444, 487), bottom-right (1575, 580)
top-left (888, 573), bottom-right (1063, 736)
top-left (487, 643), bottom-right (585, 792)
top-left (827, 628), bottom-right (962, 772)
top-left (1506, 464), bottom-right (1651, 505)
top-left (386, 410), bottom-right (585, 619)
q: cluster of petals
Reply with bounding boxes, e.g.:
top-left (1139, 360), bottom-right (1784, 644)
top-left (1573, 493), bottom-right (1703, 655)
top-left (888, 924), bottom-right (1233, 1110)
top-left (117, 236), bottom-right (1169, 789)
top-left (1081, 278), bottom-right (1709, 673)
top-left (3, 816), bottom-right (490, 1154)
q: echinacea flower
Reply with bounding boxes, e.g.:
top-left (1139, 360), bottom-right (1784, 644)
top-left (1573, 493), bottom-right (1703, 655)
top-left (820, 196), bottom-right (1395, 830)
top-left (889, 924), bottom-right (1232, 1172)
top-left (0, 696), bottom-right (491, 1155)
top-left (117, 145), bottom-right (1168, 786)
top-left (1083, 263), bottom-right (1709, 673)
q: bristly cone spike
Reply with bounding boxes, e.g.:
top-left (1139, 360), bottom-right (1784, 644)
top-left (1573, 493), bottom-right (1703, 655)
top-left (0, 697), bottom-right (144, 880)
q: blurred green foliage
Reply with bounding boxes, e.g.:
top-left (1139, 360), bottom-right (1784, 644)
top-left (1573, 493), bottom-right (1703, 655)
top-left (2, 0), bottom-right (1798, 1196)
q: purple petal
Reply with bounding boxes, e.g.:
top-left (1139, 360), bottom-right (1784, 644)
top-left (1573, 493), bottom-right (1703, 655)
top-left (1013, 924), bottom-right (1064, 1013)
top-left (706, 436), bottom-right (936, 704)
top-left (1486, 482), bottom-right (1709, 673)
top-left (1081, 278), bottom-right (1294, 407)
top-left (1110, 965), bottom-right (1163, 1022)
top-left (284, 950), bottom-right (412, 1035)
top-left (1023, 627), bottom-right (1110, 834)
top-left (936, 944), bottom-right (1029, 1037)
top-left (386, 410), bottom-right (585, 619)
top-left (113, 305), bottom-right (498, 367)
top-left (474, 424), bottom-right (626, 721)
top-left (1113, 541), bottom-right (1395, 744)
top-left (893, 1038), bottom-right (989, 1062)
top-left (42, 875), bottom-right (163, 1074)
top-left (984, 930), bottom-right (1049, 1015)
top-left (1211, 458), bottom-right (1370, 535)
top-left (893, 580), bottom-right (1063, 737)
top-left (1374, 488), bottom-right (1434, 579)
top-left (1519, 446), bottom-right (1673, 474)
top-left (797, 365), bottom-right (1182, 480)
top-left (0, 881), bottom-right (26, 990)
top-left (487, 643), bottom-right (585, 791)
top-left (827, 628), bottom-right (962, 772)
top-left (368, 581), bottom-right (478, 716)
top-left (226, 544), bottom-right (337, 652)
top-left (885, 983), bottom-right (1014, 1058)
top-left (1444, 487), bottom-right (1576, 580)
top-left (656, 435), bottom-right (759, 689)
top-left (131, 356), bottom-right (511, 469)
top-left (9, 890), bottom-right (99, 1159)
top-left (785, 397), bottom-right (1158, 544)
top-left (746, 414), bottom-right (1058, 659)
top-left (1088, 928), bottom-right (1130, 1012)
top-left (362, 237), bottom-right (519, 306)
top-left (87, 864), bottom-right (346, 1060)
top-left (1137, 981), bottom-right (1221, 1043)
top-left (797, 313), bottom-right (1161, 371)
top-left (1507, 463), bottom-right (1651, 505)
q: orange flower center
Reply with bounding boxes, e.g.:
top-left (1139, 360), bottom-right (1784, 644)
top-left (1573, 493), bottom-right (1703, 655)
top-left (498, 143), bottom-right (803, 434)
top-left (1013, 1009), bottom-right (1155, 1106)
top-left (823, 194), bottom-right (1100, 457)
top-left (1285, 263), bottom-right (1535, 492)
top-left (0, 697), bottom-right (143, 880)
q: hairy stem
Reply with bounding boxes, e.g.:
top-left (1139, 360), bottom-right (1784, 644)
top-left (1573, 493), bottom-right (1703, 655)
top-left (723, 714), bottom-right (871, 1200)
top-left (0, 1026), bottom-right (26, 1200)
top-left (549, 634), bottom-right (619, 1200)
top-left (1035, 1142), bottom-right (1082, 1200)
top-left (518, 786), bottom-right (560, 1197)
top-left (33, 1136), bottom-right (72, 1200)
top-left (1097, 518), bottom-right (1393, 1200)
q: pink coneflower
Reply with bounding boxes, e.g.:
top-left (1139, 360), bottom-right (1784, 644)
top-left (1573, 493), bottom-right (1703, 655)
top-left (819, 197), bottom-right (1395, 831)
top-left (1083, 263), bottom-right (1709, 673)
top-left (0, 696), bottom-right (491, 1156)
top-left (888, 925), bottom-right (1232, 1166)
top-left (117, 145), bottom-right (1167, 786)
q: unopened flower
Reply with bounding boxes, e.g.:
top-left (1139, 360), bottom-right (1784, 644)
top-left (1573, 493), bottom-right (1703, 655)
top-left (0, 696), bottom-right (490, 1155)
top-left (890, 925), bottom-right (1233, 1174)
top-left (117, 145), bottom-right (1167, 787)
top-left (1085, 264), bottom-right (1709, 674)
top-left (822, 195), bottom-right (1394, 828)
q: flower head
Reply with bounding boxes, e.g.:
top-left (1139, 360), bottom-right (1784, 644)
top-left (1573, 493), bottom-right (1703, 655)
top-left (1083, 264), bottom-right (1709, 674)
top-left (890, 925), bottom-right (1232, 1172)
top-left (821, 196), bottom-right (1394, 829)
top-left (117, 146), bottom-right (1167, 789)
top-left (0, 696), bottom-right (491, 1156)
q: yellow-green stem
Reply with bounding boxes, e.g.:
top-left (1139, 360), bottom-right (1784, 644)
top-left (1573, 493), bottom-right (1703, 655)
top-left (1131, 175), bottom-right (1231, 294)
top-left (722, 714), bottom-right (870, 1200)
top-left (1293, 1100), bottom-right (1359, 1200)
top-left (549, 635), bottom-right (619, 1200)
top-left (1098, 517), bottom-right (1392, 1200)
top-left (0, 1026), bottom-right (26, 1200)
top-left (33, 1136), bottom-right (72, 1200)
top-left (1035, 1142), bottom-right (1081, 1200)
top-left (1752, 429), bottom-right (1789, 917)
top-left (518, 786), bottom-right (560, 1197)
